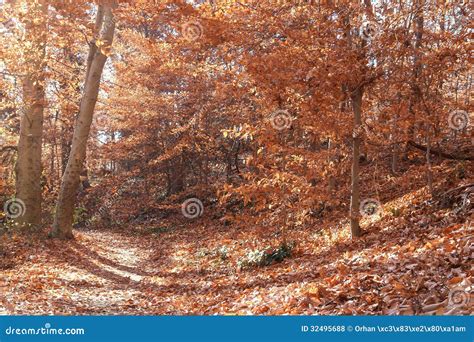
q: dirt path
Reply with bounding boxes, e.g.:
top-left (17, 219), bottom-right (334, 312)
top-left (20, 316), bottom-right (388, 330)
top-left (1, 230), bottom-right (160, 314)
top-left (0, 218), bottom-right (472, 315)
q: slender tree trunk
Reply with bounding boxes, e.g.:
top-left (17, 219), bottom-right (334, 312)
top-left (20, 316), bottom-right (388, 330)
top-left (426, 126), bottom-right (434, 196)
top-left (349, 87), bottom-right (363, 238)
top-left (412, 1), bottom-right (433, 196)
top-left (344, 4), bottom-right (368, 238)
top-left (51, 3), bottom-right (116, 239)
top-left (391, 92), bottom-right (402, 174)
top-left (15, 0), bottom-right (48, 227)
top-left (406, 0), bottom-right (424, 156)
top-left (85, 5), bottom-right (105, 82)
top-left (168, 157), bottom-right (185, 195)
top-left (391, 129), bottom-right (398, 174)
top-left (327, 138), bottom-right (336, 192)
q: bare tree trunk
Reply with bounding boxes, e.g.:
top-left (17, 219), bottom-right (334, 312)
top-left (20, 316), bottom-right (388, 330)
top-left (406, 0), bottom-right (424, 156)
top-left (51, 3), bottom-right (116, 239)
top-left (327, 138), bottom-right (336, 192)
top-left (350, 87), bottom-right (363, 238)
top-left (167, 157), bottom-right (185, 195)
top-left (412, 1), bottom-right (433, 196)
top-left (391, 92), bottom-right (402, 174)
top-left (426, 127), bottom-right (434, 196)
top-left (391, 132), bottom-right (398, 174)
top-left (343, 4), bottom-right (366, 238)
top-left (15, 0), bottom-right (48, 228)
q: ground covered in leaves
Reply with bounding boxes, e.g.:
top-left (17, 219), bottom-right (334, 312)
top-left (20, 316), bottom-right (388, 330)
top-left (1, 163), bottom-right (473, 315)
top-left (1, 190), bottom-right (472, 315)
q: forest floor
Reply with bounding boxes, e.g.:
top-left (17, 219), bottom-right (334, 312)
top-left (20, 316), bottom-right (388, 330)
top-left (0, 164), bottom-right (473, 315)
top-left (1, 212), bottom-right (472, 315)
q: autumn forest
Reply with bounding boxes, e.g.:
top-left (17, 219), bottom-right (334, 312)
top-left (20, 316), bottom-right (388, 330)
top-left (0, 0), bottom-right (472, 316)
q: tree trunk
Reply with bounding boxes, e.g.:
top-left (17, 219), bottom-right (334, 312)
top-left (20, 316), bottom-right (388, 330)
top-left (406, 0), bottom-right (424, 156)
top-left (327, 138), bottom-right (336, 192)
top-left (343, 4), bottom-right (366, 239)
top-left (349, 87), bottom-right (363, 238)
top-left (14, 0), bottom-right (48, 228)
top-left (167, 157), bottom-right (185, 195)
top-left (426, 128), bottom-right (434, 197)
top-left (51, 3), bottom-right (116, 239)
top-left (391, 92), bottom-right (402, 174)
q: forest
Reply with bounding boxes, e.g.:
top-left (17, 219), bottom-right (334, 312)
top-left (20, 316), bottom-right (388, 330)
top-left (0, 0), bottom-right (472, 316)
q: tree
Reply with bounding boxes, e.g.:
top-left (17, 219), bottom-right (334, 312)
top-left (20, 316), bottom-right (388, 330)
top-left (52, 1), bottom-right (116, 239)
top-left (14, 0), bottom-right (48, 227)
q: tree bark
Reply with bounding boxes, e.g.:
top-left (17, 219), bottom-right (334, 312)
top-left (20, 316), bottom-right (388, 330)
top-left (426, 129), bottom-right (434, 196)
top-left (406, 0), bottom-right (424, 156)
top-left (343, 4), bottom-right (366, 239)
top-left (349, 87), bottom-right (363, 238)
top-left (14, 0), bottom-right (48, 227)
top-left (51, 2), bottom-right (116, 239)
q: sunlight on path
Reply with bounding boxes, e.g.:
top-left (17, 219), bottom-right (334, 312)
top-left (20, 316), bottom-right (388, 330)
top-left (2, 218), bottom-right (472, 315)
top-left (0, 230), bottom-right (169, 314)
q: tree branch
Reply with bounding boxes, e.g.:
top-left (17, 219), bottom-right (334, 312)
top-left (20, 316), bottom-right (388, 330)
top-left (408, 140), bottom-right (473, 161)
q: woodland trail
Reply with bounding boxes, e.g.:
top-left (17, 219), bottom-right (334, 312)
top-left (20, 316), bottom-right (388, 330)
top-left (2, 229), bottom-right (159, 314)
top-left (1, 211), bottom-right (472, 315)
